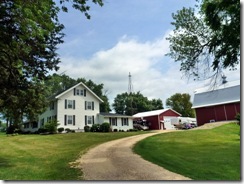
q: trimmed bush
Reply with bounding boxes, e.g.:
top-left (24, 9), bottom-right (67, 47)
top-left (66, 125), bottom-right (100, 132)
top-left (90, 124), bottom-right (100, 132)
top-left (113, 129), bottom-right (118, 132)
top-left (100, 122), bottom-right (110, 132)
top-left (84, 125), bottom-right (90, 132)
top-left (57, 127), bottom-right (64, 133)
top-left (65, 128), bottom-right (71, 133)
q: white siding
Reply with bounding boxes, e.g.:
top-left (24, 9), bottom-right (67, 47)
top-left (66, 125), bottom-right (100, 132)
top-left (56, 86), bottom-right (100, 132)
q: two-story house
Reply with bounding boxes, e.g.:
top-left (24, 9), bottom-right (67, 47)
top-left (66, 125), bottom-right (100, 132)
top-left (23, 82), bottom-right (104, 132)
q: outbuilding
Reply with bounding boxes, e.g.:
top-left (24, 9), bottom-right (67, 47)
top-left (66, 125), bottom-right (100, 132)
top-left (133, 109), bottom-right (181, 130)
top-left (192, 80), bottom-right (240, 126)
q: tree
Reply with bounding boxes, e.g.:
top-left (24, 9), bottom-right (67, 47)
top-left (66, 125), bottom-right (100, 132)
top-left (166, 0), bottom-right (240, 81)
top-left (0, 0), bottom-right (103, 126)
top-left (45, 73), bottom-right (111, 112)
top-left (166, 93), bottom-right (195, 117)
top-left (113, 92), bottom-right (164, 116)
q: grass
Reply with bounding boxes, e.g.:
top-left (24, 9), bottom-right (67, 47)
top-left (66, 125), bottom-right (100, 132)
top-left (0, 131), bottom-right (149, 180)
top-left (133, 123), bottom-right (240, 180)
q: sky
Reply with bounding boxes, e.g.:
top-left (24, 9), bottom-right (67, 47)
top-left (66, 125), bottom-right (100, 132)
top-left (55, 0), bottom-right (241, 110)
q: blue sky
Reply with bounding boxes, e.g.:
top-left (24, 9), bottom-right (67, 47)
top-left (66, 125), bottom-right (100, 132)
top-left (55, 0), bottom-right (241, 109)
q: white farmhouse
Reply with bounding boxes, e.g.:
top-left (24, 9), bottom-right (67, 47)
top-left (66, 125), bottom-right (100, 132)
top-left (22, 82), bottom-right (134, 132)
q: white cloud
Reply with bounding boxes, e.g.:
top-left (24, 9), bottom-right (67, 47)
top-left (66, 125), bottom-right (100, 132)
top-left (58, 32), bottom-right (240, 110)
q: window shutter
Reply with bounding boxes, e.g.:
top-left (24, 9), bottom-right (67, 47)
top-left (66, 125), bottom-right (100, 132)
top-left (85, 115), bottom-right (87, 125)
top-left (92, 116), bottom-right (94, 125)
top-left (85, 101), bottom-right (87, 110)
top-left (73, 100), bottom-right (75, 109)
top-left (84, 89), bottom-right (86, 97)
top-left (121, 118), bottom-right (123, 126)
top-left (109, 117), bottom-right (112, 125)
top-left (92, 102), bottom-right (94, 110)
top-left (73, 115), bottom-right (75, 125)
top-left (74, 88), bottom-right (76, 96)
top-left (65, 99), bottom-right (67, 109)
top-left (64, 115), bottom-right (67, 125)
top-left (116, 118), bottom-right (117, 126)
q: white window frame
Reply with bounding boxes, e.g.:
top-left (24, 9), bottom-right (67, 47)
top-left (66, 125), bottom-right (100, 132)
top-left (67, 100), bottom-right (73, 109)
top-left (86, 101), bottom-right (92, 110)
top-left (67, 115), bottom-right (73, 125)
top-left (122, 118), bottom-right (129, 126)
top-left (87, 116), bottom-right (93, 125)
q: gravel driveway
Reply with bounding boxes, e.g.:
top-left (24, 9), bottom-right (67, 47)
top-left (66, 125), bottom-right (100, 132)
top-left (76, 130), bottom-right (191, 180)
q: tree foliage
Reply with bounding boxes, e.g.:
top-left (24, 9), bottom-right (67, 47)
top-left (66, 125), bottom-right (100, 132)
top-left (45, 73), bottom-right (111, 112)
top-left (166, 93), bottom-right (195, 117)
top-left (0, 0), bottom-right (103, 126)
top-left (113, 92), bottom-right (164, 116)
top-left (166, 0), bottom-right (240, 80)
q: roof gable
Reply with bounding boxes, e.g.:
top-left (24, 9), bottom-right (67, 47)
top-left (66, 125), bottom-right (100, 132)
top-left (55, 82), bottom-right (104, 103)
top-left (132, 108), bottom-right (181, 118)
top-left (192, 80), bottom-right (240, 108)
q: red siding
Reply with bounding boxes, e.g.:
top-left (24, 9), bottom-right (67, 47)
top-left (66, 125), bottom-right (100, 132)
top-left (195, 102), bottom-right (240, 126)
top-left (133, 109), bottom-right (181, 130)
top-left (143, 115), bottom-right (160, 130)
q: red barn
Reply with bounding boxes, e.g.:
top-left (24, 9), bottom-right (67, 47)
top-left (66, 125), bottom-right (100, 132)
top-left (132, 109), bottom-right (181, 130)
top-left (192, 80), bottom-right (240, 126)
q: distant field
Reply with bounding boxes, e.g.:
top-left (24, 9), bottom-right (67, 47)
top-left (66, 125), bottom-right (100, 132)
top-left (133, 123), bottom-right (240, 180)
top-left (0, 131), bottom-right (148, 180)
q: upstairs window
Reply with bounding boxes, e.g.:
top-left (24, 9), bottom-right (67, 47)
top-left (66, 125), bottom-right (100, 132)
top-left (65, 100), bottom-right (75, 109)
top-left (85, 101), bottom-right (94, 110)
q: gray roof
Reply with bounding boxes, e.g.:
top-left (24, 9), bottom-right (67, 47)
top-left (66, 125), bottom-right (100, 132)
top-left (99, 112), bottom-right (132, 118)
top-left (192, 80), bottom-right (240, 108)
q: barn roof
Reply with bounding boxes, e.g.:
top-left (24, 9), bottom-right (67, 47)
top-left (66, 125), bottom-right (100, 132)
top-left (192, 80), bottom-right (240, 109)
top-left (132, 108), bottom-right (181, 118)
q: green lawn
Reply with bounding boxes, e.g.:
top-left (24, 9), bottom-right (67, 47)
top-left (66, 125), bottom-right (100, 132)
top-left (133, 123), bottom-right (240, 180)
top-left (0, 131), bottom-right (148, 180)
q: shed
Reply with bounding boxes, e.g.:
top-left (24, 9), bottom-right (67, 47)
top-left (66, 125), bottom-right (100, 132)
top-left (192, 80), bottom-right (240, 126)
top-left (133, 109), bottom-right (181, 130)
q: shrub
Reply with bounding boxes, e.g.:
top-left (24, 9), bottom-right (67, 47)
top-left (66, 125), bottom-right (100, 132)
top-left (84, 125), bottom-right (90, 132)
top-left (57, 127), bottom-right (64, 133)
top-left (235, 113), bottom-right (240, 123)
top-left (100, 122), bottom-right (110, 132)
top-left (65, 128), bottom-right (71, 133)
top-left (113, 129), bottom-right (118, 132)
top-left (90, 124), bottom-right (100, 132)
top-left (44, 120), bottom-right (60, 134)
top-left (38, 127), bottom-right (48, 134)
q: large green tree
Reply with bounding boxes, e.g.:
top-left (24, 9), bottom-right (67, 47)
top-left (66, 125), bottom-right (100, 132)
top-left (166, 93), bottom-right (195, 117)
top-left (166, 0), bottom-right (240, 80)
top-left (113, 92), bottom-right (164, 116)
top-left (0, 0), bottom-right (103, 126)
top-left (45, 73), bottom-right (111, 112)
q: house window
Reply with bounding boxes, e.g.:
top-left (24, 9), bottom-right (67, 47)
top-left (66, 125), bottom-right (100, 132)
top-left (67, 115), bottom-right (73, 124)
top-left (68, 100), bottom-right (73, 109)
top-left (121, 118), bottom-right (129, 126)
top-left (65, 99), bottom-right (75, 109)
top-left (76, 89), bottom-right (80, 95)
top-left (80, 90), bottom-right (83, 96)
top-left (32, 122), bottom-right (38, 128)
top-left (85, 115), bottom-right (94, 125)
top-left (40, 118), bottom-right (44, 127)
top-left (109, 117), bottom-right (117, 126)
top-left (85, 101), bottom-right (94, 110)
top-left (64, 115), bottom-right (76, 126)
top-left (50, 101), bottom-right (54, 110)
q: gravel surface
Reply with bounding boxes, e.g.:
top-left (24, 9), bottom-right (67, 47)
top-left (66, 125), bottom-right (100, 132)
top-left (75, 130), bottom-right (191, 181)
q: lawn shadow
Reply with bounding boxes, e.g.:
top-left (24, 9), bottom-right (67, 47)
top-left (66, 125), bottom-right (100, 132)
top-left (0, 157), bottom-right (13, 167)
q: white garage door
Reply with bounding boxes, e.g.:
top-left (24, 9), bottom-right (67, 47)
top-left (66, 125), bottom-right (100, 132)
top-left (163, 117), bottom-right (176, 130)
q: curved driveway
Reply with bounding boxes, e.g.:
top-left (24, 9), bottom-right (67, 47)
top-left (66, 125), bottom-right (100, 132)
top-left (77, 130), bottom-right (191, 180)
